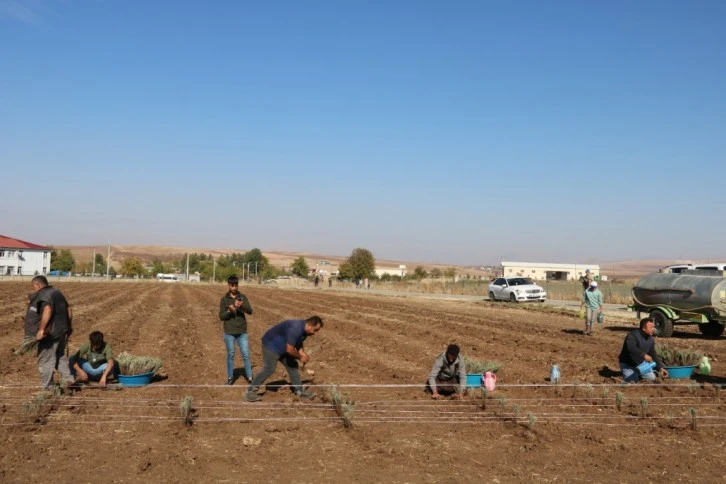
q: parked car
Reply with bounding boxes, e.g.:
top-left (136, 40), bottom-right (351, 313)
top-left (488, 277), bottom-right (547, 303)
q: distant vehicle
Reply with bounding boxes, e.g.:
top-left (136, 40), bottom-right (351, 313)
top-left (488, 277), bottom-right (547, 303)
top-left (693, 263), bottom-right (726, 273)
top-left (662, 264), bottom-right (693, 274)
top-left (48, 270), bottom-right (70, 277)
top-left (156, 273), bottom-right (179, 282)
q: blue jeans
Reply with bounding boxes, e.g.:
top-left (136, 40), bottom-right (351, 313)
top-left (69, 355), bottom-right (117, 381)
top-left (620, 361), bottom-right (656, 383)
top-left (224, 333), bottom-right (252, 380)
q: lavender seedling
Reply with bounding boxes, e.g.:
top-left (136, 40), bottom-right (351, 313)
top-left (615, 392), bottom-right (624, 411)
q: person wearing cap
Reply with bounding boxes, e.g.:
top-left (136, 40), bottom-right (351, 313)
top-left (426, 344), bottom-right (467, 400)
top-left (580, 269), bottom-right (594, 290)
top-left (580, 280), bottom-right (603, 335)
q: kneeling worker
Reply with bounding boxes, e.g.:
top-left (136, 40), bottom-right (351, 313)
top-left (619, 317), bottom-right (668, 382)
top-left (246, 316), bottom-right (323, 402)
top-left (71, 331), bottom-right (117, 387)
top-left (426, 344), bottom-right (467, 400)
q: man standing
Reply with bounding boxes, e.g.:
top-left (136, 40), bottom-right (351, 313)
top-left (426, 344), bottom-right (467, 400)
top-left (24, 276), bottom-right (74, 390)
top-left (219, 276), bottom-right (254, 385)
top-left (619, 317), bottom-right (668, 382)
top-left (580, 269), bottom-right (594, 290)
top-left (70, 331), bottom-right (117, 387)
top-left (580, 281), bottom-right (603, 335)
top-left (245, 316), bottom-right (323, 402)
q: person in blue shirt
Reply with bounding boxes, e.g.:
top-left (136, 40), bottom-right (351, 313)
top-left (246, 316), bottom-right (323, 402)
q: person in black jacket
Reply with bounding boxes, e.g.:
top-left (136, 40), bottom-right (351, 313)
top-left (219, 275), bottom-right (254, 385)
top-left (619, 317), bottom-right (668, 382)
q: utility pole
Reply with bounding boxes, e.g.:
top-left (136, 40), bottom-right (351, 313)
top-left (92, 249), bottom-right (96, 277)
top-left (255, 261), bottom-right (257, 278)
top-left (212, 257), bottom-right (216, 283)
top-left (106, 245), bottom-right (110, 279)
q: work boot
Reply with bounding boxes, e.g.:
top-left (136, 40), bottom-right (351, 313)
top-left (227, 378), bottom-right (234, 386)
top-left (245, 392), bottom-right (262, 402)
top-left (295, 389), bottom-right (316, 401)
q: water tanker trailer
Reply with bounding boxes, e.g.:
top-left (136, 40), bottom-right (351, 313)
top-left (631, 273), bottom-right (726, 337)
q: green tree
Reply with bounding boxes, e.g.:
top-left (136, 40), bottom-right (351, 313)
top-left (93, 253), bottom-right (107, 275)
top-left (120, 257), bottom-right (147, 277)
top-left (290, 256), bottom-right (310, 278)
top-left (337, 262), bottom-right (354, 280)
top-left (430, 268), bottom-right (442, 279)
top-left (345, 248), bottom-right (376, 280)
top-left (51, 249), bottom-right (76, 272)
top-left (413, 266), bottom-right (428, 280)
top-left (380, 273), bottom-right (392, 282)
top-left (444, 267), bottom-right (457, 279)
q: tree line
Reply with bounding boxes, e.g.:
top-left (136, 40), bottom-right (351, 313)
top-left (48, 246), bottom-right (472, 282)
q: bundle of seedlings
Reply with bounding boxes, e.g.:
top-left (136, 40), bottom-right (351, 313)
top-left (14, 337), bottom-right (39, 356)
top-left (464, 358), bottom-right (502, 374)
top-left (180, 396), bottom-right (195, 426)
top-left (324, 385), bottom-right (356, 429)
top-left (655, 344), bottom-right (703, 367)
top-left (116, 352), bottom-right (164, 376)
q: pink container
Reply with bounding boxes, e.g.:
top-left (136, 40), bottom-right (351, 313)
top-left (484, 371), bottom-right (497, 392)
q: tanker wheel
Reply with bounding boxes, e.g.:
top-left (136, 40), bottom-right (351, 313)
top-left (650, 310), bottom-right (674, 337)
top-left (699, 321), bottom-right (725, 338)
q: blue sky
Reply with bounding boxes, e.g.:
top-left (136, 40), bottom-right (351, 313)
top-left (1, 1), bottom-right (724, 265)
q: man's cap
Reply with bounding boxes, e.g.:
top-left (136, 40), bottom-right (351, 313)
top-left (585, 269), bottom-right (590, 273)
top-left (590, 281), bottom-right (598, 287)
top-left (446, 344), bottom-right (460, 357)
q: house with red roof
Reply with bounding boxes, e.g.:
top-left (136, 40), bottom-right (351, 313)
top-left (0, 235), bottom-right (51, 276)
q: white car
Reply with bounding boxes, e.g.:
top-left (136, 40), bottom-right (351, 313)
top-left (488, 277), bottom-right (546, 303)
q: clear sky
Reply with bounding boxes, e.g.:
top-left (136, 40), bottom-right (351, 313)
top-left (1, 1), bottom-right (724, 265)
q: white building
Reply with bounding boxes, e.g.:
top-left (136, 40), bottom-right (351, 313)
top-left (0, 235), bottom-right (51, 276)
top-left (375, 265), bottom-right (407, 278)
top-left (501, 261), bottom-right (600, 281)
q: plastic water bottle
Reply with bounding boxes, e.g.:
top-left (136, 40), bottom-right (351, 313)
top-left (484, 371), bottom-right (497, 392)
top-left (550, 364), bottom-right (561, 384)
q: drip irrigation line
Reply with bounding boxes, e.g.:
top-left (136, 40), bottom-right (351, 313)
top-left (0, 382), bottom-right (717, 390)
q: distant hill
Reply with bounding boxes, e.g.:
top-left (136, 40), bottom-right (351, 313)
top-left (56, 245), bottom-right (724, 280)
top-left (56, 245), bottom-right (493, 278)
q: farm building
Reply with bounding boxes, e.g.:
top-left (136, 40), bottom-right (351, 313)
top-left (0, 235), bottom-right (51, 276)
top-left (375, 265), bottom-right (407, 278)
top-left (501, 261), bottom-right (600, 281)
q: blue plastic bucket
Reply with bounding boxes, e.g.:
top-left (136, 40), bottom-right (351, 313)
top-left (664, 366), bottom-right (697, 380)
top-left (118, 371), bottom-right (155, 387)
top-left (465, 374), bottom-right (483, 388)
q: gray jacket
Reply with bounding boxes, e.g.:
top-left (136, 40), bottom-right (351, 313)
top-left (428, 351), bottom-right (467, 393)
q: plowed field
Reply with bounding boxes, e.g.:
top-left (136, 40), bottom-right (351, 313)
top-left (2, 282), bottom-right (726, 482)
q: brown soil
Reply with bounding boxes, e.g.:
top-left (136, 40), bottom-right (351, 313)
top-left (2, 282), bottom-right (726, 482)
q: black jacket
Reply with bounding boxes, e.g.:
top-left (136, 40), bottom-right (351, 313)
top-left (618, 329), bottom-right (663, 369)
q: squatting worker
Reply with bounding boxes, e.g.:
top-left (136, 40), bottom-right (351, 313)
top-left (619, 317), bottom-right (668, 382)
top-left (245, 316), bottom-right (323, 402)
top-left (70, 331), bottom-right (117, 387)
top-left (219, 275), bottom-right (254, 385)
top-left (24, 275), bottom-right (74, 390)
top-left (580, 281), bottom-right (603, 336)
top-left (426, 344), bottom-right (467, 400)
